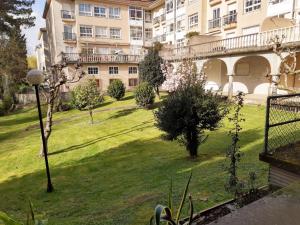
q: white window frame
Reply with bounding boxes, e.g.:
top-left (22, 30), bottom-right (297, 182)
top-left (80, 25), bottom-right (93, 37)
top-left (144, 10), bottom-right (152, 23)
top-left (130, 26), bottom-right (143, 40)
top-left (145, 28), bottom-right (152, 40)
top-left (109, 7), bottom-right (121, 19)
top-left (166, 0), bottom-right (174, 14)
top-left (244, 0), bottom-right (261, 13)
top-left (110, 28), bottom-right (121, 39)
top-left (188, 13), bottom-right (198, 28)
top-left (129, 6), bottom-right (143, 20)
top-left (128, 66), bottom-right (138, 74)
top-left (94, 6), bottom-right (106, 17)
top-left (79, 4), bottom-right (92, 16)
top-left (95, 26), bottom-right (108, 38)
top-left (87, 66), bottom-right (99, 75)
top-left (128, 78), bottom-right (138, 87)
top-left (109, 66), bottom-right (119, 75)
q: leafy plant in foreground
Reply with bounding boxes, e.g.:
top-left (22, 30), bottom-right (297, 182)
top-left (134, 82), bottom-right (155, 109)
top-left (150, 173), bottom-right (197, 225)
top-left (107, 80), bottom-right (125, 101)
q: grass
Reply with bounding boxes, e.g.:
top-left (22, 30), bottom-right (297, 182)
top-left (0, 92), bottom-right (268, 225)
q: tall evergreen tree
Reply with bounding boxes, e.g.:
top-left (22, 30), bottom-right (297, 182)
top-left (0, 0), bottom-right (35, 33)
top-left (138, 48), bottom-right (165, 98)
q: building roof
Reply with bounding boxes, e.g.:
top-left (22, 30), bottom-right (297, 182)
top-left (43, 0), bottom-right (160, 19)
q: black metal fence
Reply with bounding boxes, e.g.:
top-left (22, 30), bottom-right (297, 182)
top-left (264, 93), bottom-right (300, 154)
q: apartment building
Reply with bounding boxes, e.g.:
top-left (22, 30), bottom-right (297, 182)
top-left (41, 0), bottom-right (300, 95)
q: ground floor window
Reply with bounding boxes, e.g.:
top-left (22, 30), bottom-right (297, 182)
top-left (129, 78), bottom-right (138, 87)
top-left (88, 67), bottom-right (99, 75)
top-left (109, 66), bottom-right (119, 75)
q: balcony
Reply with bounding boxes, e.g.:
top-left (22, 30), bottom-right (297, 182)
top-left (61, 10), bottom-right (75, 21)
top-left (153, 17), bottom-right (160, 26)
top-left (223, 13), bottom-right (237, 30)
top-left (208, 18), bottom-right (221, 32)
top-left (62, 53), bottom-right (142, 64)
top-left (154, 34), bottom-right (166, 42)
top-left (63, 32), bottom-right (76, 43)
top-left (161, 24), bottom-right (300, 60)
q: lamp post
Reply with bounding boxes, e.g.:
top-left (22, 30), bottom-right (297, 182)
top-left (27, 70), bottom-right (54, 193)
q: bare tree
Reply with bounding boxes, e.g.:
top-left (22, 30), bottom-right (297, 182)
top-left (270, 35), bottom-right (298, 93)
top-left (39, 58), bottom-right (85, 156)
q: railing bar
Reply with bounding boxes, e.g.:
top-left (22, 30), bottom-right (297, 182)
top-left (269, 118), bottom-right (300, 128)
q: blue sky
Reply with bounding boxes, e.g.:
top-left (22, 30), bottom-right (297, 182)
top-left (23, 0), bottom-right (46, 55)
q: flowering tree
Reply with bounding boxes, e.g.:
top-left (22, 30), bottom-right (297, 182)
top-left (161, 59), bottom-right (206, 92)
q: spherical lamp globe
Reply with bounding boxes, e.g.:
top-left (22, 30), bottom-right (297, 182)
top-left (26, 69), bottom-right (45, 85)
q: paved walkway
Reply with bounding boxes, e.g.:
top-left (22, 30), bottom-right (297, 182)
top-left (208, 182), bottom-right (300, 225)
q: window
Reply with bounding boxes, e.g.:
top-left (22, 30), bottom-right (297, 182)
top-left (244, 0), bottom-right (261, 13)
top-left (145, 28), bottom-right (152, 40)
top-left (95, 48), bottom-right (109, 54)
top-left (176, 39), bottom-right (184, 48)
top-left (130, 26), bottom-right (143, 40)
top-left (109, 66), bottom-right (119, 75)
top-left (166, 0), bottom-right (174, 13)
top-left (65, 46), bottom-right (75, 53)
top-left (129, 66), bottom-right (138, 74)
top-left (177, 17), bottom-right (185, 31)
top-left (79, 4), bottom-right (92, 16)
top-left (188, 13), bottom-right (198, 28)
top-left (80, 25), bottom-right (92, 37)
top-left (110, 28), bottom-right (121, 39)
top-left (88, 67), bottom-right (99, 75)
top-left (109, 7), bottom-right (120, 19)
top-left (213, 8), bottom-right (220, 19)
top-left (94, 6), bottom-right (106, 17)
top-left (168, 23), bottom-right (174, 33)
top-left (129, 78), bottom-right (138, 87)
top-left (82, 48), bottom-right (94, 54)
top-left (270, 0), bottom-right (285, 4)
top-left (95, 26), bottom-right (108, 38)
top-left (145, 11), bottom-right (152, 22)
top-left (129, 6), bottom-right (143, 20)
top-left (177, 0), bottom-right (185, 9)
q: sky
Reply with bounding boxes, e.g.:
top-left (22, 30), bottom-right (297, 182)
top-left (22, 0), bottom-right (46, 56)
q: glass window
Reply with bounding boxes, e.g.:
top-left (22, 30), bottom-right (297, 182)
top-left (129, 6), bottom-right (143, 20)
top-left (145, 28), bottom-right (152, 40)
top-left (79, 4), bottom-right (92, 16)
top-left (82, 48), bottom-right (94, 54)
top-left (177, 0), bottom-right (185, 9)
top-left (244, 0), bottom-right (261, 13)
top-left (129, 78), bottom-right (138, 87)
top-left (166, 0), bottom-right (174, 13)
top-left (109, 66), bottom-right (119, 75)
top-left (110, 28), bottom-right (121, 39)
top-left (145, 11), bottom-right (152, 22)
top-left (176, 18), bottom-right (185, 31)
top-left (94, 6), bottom-right (106, 17)
top-left (130, 26), bottom-right (143, 40)
top-left (88, 67), bottom-right (99, 75)
top-left (109, 8), bottom-right (120, 19)
top-left (189, 13), bottom-right (198, 28)
top-left (80, 25), bottom-right (93, 37)
top-left (95, 26), bottom-right (108, 38)
top-left (128, 66), bottom-right (138, 74)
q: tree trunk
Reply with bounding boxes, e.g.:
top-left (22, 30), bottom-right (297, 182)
top-left (155, 86), bottom-right (160, 99)
top-left (89, 109), bottom-right (93, 124)
top-left (40, 93), bottom-right (54, 156)
top-left (55, 90), bottom-right (63, 112)
top-left (186, 129), bottom-right (199, 158)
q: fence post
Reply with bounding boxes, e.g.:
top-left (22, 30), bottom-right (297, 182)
top-left (264, 97), bottom-right (271, 154)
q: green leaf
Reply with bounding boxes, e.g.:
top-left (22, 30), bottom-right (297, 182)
top-left (0, 211), bottom-right (23, 225)
top-left (154, 205), bottom-right (176, 225)
top-left (187, 195), bottom-right (194, 225)
top-left (175, 172), bottom-right (192, 223)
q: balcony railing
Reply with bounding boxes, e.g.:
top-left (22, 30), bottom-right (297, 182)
top-left (223, 13), bottom-right (237, 26)
top-left (63, 32), bottom-right (76, 41)
top-left (208, 18), bottom-right (221, 29)
top-left (162, 24), bottom-right (300, 60)
top-left (61, 10), bottom-right (75, 19)
top-left (62, 53), bottom-right (142, 64)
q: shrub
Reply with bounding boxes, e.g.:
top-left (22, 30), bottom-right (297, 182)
top-left (0, 101), bottom-right (5, 116)
top-left (107, 80), bottom-right (125, 101)
top-left (2, 93), bottom-right (13, 112)
top-left (155, 82), bottom-right (227, 158)
top-left (134, 82), bottom-right (155, 109)
top-left (72, 79), bottom-right (103, 124)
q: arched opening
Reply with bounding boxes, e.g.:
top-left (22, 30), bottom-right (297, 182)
top-left (203, 59), bottom-right (227, 92)
top-left (232, 56), bottom-right (271, 95)
top-left (279, 52), bottom-right (300, 92)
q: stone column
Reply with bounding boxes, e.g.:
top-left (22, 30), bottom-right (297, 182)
top-left (271, 74), bottom-right (280, 95)
top-left (228, 74), bottom-right (234, 99)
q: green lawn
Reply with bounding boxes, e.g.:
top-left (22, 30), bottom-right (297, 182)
top-left (0, 93), bottom-right (268, 225)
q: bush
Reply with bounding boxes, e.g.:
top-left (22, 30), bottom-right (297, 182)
top-left (155, 82), bottom-right (227, 158)
top-left (134, 82), bottom-right (155, 109)
top-left (2, 93), bottom-right (13, 112)
top-left (0, 101), bottom-right (5, 116)
top-left (107, 80), bottom-right (125, 101)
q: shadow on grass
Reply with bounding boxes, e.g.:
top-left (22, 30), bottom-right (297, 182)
top-left (107, 108), bottom-right (138, 120)
top-left (0, 113), bottom-right (39, 127)
top-left (48, 119), bottom-right (154, 156)
top-left (120, 95), bottom-right (135, 101)
top-left (0, 129), bottom-right (267, 225)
